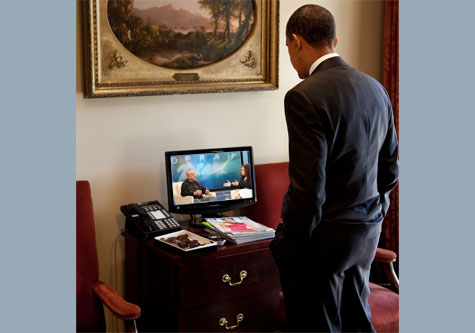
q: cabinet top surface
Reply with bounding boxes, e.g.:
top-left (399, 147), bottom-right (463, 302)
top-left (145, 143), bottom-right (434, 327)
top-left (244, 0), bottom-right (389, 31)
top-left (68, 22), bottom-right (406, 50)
top-left (123, 226), bottom-right (273, 264)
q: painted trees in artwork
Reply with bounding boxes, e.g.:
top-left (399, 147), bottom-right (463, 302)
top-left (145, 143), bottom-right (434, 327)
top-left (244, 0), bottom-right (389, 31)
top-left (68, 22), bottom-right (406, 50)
top-left (198, 0), bottom-right (254, 45)
top-left (107, 0), bottom-right (255, 69)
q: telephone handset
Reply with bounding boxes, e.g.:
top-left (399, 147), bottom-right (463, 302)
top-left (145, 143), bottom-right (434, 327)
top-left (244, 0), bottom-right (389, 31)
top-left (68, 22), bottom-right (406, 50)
top-left (121, 200), bottom-right (181, 239)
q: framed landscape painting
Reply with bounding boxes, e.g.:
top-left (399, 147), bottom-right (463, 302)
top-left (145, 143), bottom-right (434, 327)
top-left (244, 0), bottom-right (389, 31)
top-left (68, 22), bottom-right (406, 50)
top-left (81, 0), bottom-right (279, 97)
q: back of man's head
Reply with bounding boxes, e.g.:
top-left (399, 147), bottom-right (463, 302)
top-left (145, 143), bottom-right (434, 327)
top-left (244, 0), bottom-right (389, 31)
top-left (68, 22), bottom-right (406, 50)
top-left (286, 4), bottom-right (336, 49)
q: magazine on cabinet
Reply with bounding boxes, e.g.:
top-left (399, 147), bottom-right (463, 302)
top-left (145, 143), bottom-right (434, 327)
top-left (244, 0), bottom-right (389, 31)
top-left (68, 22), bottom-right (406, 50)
top-left (203, 216), bottom-right (275, 244)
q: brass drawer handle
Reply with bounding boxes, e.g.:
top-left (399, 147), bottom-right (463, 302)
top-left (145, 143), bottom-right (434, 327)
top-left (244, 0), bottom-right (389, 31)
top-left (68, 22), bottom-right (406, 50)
top-left (219, 313), bottom-right (244, 330)
top-left (222, 270), bottom-right (247, 286)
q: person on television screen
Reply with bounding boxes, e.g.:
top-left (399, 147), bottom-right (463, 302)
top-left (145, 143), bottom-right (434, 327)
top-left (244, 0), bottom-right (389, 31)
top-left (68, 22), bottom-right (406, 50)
top-left (223, 164), bottom-right (251, 189)
top-left (269, 4), bottom-right (399, 332)
top-left (181, 170), bottom-right (215, 201)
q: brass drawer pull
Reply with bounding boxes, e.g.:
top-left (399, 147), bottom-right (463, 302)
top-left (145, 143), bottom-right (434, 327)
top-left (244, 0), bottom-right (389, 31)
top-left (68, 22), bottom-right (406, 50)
top-left (219, 313), bottom-right (244, 330)
top-left (222, 270), bottom-right (247, 286)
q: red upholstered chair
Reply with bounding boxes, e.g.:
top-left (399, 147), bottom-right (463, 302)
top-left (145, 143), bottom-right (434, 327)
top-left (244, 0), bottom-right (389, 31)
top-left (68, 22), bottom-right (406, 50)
top-left (246, 162), bottom-right (399, 332)
top-left (77, 180), bottom-right (141, 332)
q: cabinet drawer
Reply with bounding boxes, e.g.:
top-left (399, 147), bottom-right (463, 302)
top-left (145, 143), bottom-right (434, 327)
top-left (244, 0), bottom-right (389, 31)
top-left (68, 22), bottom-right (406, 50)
top-left (178, 290), bottom-right (280, 332)
top-left (177, 248), bottom-right (280, 309)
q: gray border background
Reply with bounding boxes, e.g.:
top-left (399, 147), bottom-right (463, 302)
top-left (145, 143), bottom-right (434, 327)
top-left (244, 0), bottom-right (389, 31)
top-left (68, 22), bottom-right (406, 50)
top-left (400, 0), bottom-right (475, 331)
top-left (0, 0), bottom-right (75, 331)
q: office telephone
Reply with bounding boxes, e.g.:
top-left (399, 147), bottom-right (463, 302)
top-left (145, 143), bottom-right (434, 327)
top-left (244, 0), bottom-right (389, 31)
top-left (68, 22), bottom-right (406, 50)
top-left (121, 200), bottom-right (181, 239)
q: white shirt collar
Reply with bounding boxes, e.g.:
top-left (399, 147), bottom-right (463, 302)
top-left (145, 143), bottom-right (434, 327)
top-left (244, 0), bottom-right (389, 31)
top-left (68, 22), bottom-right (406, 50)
top-left (308, 52), bottom-right (340, 76)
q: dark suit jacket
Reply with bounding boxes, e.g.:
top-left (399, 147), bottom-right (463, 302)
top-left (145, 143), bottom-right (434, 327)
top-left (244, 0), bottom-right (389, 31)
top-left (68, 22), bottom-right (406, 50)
top-left (279, 56), bottom-right (399, 242)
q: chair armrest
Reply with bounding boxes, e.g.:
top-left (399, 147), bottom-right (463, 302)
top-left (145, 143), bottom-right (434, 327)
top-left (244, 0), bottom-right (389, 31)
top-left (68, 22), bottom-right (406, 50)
top-left (175, 195), bottom-right (194, 204)
top-left (373, 248), bottom-right (399, 292)
top-left (374, 248), bottom-right (397, 263)
top-left (92, 280), bottom-right (141, 321)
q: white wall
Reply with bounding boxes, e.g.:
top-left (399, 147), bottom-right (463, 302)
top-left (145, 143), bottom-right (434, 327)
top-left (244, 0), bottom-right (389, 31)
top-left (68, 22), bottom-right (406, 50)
top-left (76, 0), bottom-right (384, 331)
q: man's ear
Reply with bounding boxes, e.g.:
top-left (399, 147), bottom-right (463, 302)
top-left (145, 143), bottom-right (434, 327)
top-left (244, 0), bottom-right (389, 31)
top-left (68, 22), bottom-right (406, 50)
top-left (333, 37), bottom-right (338, 49)
top-left (291, 33), bottom-right (302, 50)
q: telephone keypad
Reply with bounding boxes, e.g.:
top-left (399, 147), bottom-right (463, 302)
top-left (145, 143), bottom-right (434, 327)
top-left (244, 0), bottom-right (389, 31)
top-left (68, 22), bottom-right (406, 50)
top-left (145, 203), bottom-right (180, 232)
top-left (122, 200), bottom-right (182, 237)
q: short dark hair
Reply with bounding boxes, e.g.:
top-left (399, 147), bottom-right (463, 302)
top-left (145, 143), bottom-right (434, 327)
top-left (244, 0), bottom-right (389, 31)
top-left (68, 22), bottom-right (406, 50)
top-left (286, 4), bottom-right (336, 49)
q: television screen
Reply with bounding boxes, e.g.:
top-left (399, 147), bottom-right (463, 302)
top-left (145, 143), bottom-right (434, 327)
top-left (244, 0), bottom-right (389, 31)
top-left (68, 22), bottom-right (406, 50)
top-left (165, 146), bottom-right (257, 216)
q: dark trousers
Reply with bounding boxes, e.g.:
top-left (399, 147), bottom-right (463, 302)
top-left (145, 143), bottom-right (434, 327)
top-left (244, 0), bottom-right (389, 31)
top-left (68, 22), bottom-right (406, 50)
top-left (278, 219), bottom-right (382, 332)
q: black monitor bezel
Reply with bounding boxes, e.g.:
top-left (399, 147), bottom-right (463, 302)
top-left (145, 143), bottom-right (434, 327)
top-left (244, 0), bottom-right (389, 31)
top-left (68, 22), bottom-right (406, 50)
top-left (164, 146), bottom-right (257, 216)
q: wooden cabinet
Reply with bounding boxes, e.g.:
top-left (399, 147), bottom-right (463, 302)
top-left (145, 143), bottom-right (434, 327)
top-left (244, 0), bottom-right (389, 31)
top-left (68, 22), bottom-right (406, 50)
top-left (124, 227), bottom-right (281, 332)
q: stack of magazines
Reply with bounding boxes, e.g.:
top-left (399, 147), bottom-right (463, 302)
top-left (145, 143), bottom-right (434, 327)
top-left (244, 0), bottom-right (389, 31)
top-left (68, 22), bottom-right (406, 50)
top-left (202, 216), bottom-right (275, 244)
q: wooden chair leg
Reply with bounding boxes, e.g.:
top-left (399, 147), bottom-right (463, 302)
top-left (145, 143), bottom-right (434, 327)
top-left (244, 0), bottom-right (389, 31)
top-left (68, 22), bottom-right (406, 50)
top-left (123, 319), bottom-right (138, 333)
top-left (384, 262), bottom-right (399, 292)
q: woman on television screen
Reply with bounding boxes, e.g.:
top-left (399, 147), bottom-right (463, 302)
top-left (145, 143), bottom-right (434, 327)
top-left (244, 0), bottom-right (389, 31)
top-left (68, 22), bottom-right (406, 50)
top-left (224, 164), bottom-right (251, 189)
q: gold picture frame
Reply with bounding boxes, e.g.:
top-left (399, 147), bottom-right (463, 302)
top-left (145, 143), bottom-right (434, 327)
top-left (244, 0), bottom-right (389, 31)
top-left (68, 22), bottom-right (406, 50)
top-left (81, 0), bottom-right (279, 98)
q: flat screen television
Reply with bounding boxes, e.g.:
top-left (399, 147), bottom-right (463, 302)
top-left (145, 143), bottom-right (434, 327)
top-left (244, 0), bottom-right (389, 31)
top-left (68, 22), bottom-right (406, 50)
top-left (165, 146), bottom-right (257, 219)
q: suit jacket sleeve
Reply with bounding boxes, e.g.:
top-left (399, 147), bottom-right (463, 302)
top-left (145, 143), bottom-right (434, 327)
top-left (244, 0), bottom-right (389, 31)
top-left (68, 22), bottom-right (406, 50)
top-left (281, 89), bottom-right (328, 238)
top-left (378, 101), bottom-right (399, 216)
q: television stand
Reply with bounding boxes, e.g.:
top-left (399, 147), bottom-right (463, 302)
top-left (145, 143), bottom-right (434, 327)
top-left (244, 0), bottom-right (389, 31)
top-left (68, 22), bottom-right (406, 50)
top-left (123, 222), bottom-right (281, 332)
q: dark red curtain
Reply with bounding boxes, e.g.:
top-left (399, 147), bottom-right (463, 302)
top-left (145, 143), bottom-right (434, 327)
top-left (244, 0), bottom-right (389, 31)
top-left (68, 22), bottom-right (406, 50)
top-left (380, 0), bottom-right (399, 272)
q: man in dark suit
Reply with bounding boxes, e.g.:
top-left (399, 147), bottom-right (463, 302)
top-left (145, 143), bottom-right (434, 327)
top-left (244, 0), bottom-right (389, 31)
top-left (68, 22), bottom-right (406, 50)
top-left (269, 4), bottom-right (399, 332)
